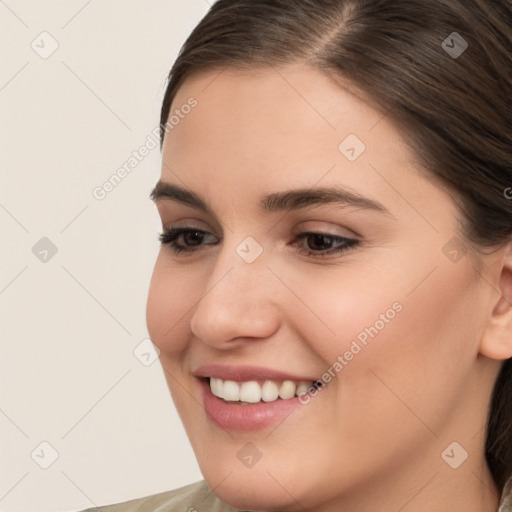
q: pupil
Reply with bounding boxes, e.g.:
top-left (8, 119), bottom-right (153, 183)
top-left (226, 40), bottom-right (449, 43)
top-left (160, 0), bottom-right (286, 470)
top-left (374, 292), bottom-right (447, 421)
top-left (310, 234), bottom-right (329, 250)
top-left (185, 231), bottom-right (203, 246)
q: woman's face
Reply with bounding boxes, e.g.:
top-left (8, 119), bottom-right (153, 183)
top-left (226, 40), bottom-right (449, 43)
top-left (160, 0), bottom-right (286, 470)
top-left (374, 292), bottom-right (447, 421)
top-left (146, 64), bottom-right (500, 510)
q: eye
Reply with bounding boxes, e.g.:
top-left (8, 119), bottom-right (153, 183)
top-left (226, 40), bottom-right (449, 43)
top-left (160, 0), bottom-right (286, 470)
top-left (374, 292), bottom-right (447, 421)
top-left (158, 227), bottom-right (217, 254)
top-left (291, 232), bottom-right (359, 257)
top-left (158, 227), bottom-right (359, 258)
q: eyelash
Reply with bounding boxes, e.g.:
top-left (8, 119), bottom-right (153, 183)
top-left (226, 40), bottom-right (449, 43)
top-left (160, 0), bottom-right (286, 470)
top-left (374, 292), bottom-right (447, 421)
top-left (158, 227), bottom-right (359, 258)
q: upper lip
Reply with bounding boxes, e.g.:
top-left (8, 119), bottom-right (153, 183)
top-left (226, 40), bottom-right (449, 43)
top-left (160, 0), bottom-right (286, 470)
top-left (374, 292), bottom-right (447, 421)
top-left (193, 364), bottom-right (318, 382)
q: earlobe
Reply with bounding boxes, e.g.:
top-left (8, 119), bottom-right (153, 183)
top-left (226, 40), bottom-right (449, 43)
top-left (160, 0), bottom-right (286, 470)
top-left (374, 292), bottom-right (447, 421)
top-left (480, 241), bottom-right (512, 361)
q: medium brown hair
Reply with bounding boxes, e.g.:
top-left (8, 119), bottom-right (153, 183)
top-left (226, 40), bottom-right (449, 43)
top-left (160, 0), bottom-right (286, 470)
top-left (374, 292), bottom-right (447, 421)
top-left (159, 0), bottom-right (512, 492)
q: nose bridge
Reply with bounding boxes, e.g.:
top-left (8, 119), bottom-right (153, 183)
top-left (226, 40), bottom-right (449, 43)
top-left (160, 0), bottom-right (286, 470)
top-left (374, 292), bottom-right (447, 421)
top-left (189, 236), bottom-right (280, 345)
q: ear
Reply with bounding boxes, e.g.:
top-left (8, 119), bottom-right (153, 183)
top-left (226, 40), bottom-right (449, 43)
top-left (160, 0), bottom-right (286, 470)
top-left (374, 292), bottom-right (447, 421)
top-left (479, 240), bottom-right (512, 360)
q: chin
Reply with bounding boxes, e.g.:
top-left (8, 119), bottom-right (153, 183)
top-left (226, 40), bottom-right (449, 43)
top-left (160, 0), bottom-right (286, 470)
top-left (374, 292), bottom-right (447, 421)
top-left (197, 451), bottom-right (339, 512)
top-left (202, 472), bottom-right (293, 512)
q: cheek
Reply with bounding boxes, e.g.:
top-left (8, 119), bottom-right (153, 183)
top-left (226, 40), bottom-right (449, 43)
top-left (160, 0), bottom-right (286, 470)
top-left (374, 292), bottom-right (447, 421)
top-left (291, 250), bottom-right (481, 411)
top-left (334, 257), bottom-right (482, 439)
top-left (278, 260), bottom-right (407, 364)
top-left (146, 254), bottom-right (195, 356)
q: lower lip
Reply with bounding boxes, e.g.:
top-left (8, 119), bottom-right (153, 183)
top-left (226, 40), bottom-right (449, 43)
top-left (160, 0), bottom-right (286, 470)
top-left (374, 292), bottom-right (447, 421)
top-left (199, 378), bottom-right (307, 431)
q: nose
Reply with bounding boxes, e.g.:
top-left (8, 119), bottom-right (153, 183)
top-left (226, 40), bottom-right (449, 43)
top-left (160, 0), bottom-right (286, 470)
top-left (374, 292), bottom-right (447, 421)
top-left (189, 243), bottom-right (281, 349)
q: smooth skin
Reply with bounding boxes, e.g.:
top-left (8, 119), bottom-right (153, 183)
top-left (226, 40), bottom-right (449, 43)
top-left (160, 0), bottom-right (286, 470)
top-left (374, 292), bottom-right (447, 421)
top-left (146, 63), bottom-right (512, 512)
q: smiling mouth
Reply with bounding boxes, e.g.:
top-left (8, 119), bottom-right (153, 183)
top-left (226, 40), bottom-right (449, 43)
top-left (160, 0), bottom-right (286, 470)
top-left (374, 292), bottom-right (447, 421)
top-left (205, 377), bottom-right (324, 404)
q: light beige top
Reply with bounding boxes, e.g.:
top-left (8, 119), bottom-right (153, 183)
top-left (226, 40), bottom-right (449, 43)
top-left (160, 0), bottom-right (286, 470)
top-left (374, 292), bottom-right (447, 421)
top-left (79, 480), bottom-right (247, 512)
top-left (79, 477), bottom-right (512, 512)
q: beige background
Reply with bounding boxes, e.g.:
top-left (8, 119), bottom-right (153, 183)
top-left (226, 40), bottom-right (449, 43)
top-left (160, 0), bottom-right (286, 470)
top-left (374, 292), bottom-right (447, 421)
top-left (0, 1), bottom-right (212, 511)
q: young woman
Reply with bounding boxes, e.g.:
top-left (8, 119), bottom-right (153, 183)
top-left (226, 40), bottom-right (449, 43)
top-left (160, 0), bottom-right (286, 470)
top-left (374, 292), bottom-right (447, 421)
top-left (82, 0), bottom-right (512, 510)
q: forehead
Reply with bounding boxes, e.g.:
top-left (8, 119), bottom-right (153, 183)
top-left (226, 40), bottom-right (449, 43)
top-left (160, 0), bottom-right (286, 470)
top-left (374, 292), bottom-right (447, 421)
top-left (161, 64), bottom-right (453, 226)
top-left (167, 63), bottom-right (390, 155)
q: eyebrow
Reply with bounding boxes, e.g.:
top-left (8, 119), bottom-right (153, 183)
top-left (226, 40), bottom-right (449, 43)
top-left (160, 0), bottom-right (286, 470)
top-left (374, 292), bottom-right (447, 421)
top-left (150, 180), bottom-right (391, 216)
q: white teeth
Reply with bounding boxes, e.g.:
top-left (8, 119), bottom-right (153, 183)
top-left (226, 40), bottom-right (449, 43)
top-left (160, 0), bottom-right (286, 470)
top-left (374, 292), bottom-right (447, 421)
top-left (295, 382), bottom-right (310, 395)
top-left (210, 377), bottom-right (223, 398)
top-left (278, 380), bottom-right (296, 399)
top-left (239, 381), bottom-right (261, 403)
top-left (223, 380), bottom-right (240, 401)
top-left (208, 377), bottom-right (314, 403)
top-left (261, 380), bottom-right (279, 402)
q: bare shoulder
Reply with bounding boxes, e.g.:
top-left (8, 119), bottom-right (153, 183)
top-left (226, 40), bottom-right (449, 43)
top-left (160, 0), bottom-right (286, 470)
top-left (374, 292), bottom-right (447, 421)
top-left (77, 480), bottom-right (240, 512)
